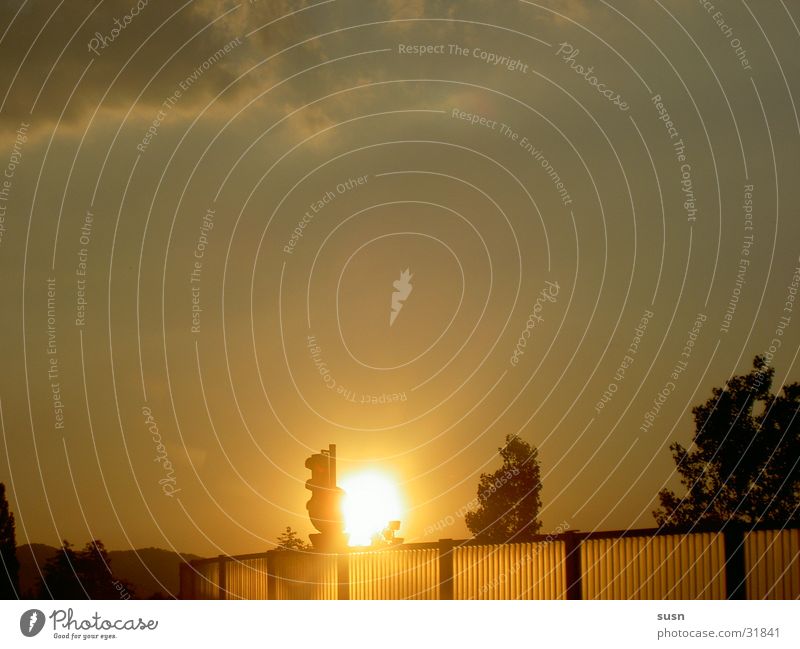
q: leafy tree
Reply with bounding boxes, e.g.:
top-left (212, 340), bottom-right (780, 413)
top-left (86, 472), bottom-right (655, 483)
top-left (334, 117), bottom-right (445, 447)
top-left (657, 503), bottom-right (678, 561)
top-left (654, 356), bottom-right (800, 528)
top-left (37, 539), bottom-right (136, 599)
top-left (0, 482), bottom-right (20, 598)
top-left (465, 434), bottom-right (543, 543)
top-left (275, 526), bottom-right (312, 551)
top-left (78, 540), bottom-right (136, 598)
top-left (37, 541), bottom-right (84, 599)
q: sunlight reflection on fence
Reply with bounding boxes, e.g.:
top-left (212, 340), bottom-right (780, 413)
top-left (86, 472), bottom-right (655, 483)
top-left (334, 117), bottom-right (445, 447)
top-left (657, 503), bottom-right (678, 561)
top-left (271, 551), bottom-right (338, 600)
top-left (744, 529), bottom-right (800, 599)
top-left (453, 541), bottom-right (566, 599)
top-left (350, 547), bottom-right (439, 599)
top-left (180, 527), bottom-right (800, 600)
top-left (190, 560), bottom-right (219, 600)
top-left (581, 532), bottom-right (726, 599)
top-left (225, 557), bottom-right (269, 600)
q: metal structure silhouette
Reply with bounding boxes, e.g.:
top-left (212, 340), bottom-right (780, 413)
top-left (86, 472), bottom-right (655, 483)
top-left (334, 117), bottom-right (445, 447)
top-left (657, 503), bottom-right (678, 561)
top-left (305, 444), bottom-right (347, 551)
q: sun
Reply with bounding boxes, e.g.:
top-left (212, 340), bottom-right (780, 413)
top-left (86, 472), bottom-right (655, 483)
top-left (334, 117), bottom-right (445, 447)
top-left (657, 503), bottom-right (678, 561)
top-left (340, 471), bottom-right (403, 546)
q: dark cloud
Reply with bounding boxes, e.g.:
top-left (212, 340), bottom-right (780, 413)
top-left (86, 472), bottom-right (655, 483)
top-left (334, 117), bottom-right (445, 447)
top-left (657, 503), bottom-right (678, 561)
top-left (0, 0), bottom-right (329, 136)
top-left (0, 0), bottom-right (593, 139)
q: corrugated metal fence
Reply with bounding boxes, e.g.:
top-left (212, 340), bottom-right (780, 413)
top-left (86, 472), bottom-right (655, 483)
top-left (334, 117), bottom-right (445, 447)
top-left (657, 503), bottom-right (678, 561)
top-left (350, 547), bottom-right (439, 599)
top-left (581, 532), bottom-right (727, 599)
top-left (453, 540), bottom-right (567, 599)
top-left (180, 526), bottom-right (800, 600)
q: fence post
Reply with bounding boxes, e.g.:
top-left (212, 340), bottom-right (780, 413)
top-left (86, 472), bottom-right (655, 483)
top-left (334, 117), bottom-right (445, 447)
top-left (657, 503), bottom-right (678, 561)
top-left (439, 539), bottom-right (455, 600)
top-left (337, 552), bottom-right (350, 600)
top-left (724, 528), bottom-right (747, 599)
top-left (563, 532), bottom-right (582, 600)
top-left (179, 562), bottom-right (194, 600)
top-left (217, 555), bottom-right (227, 601)
top-left (266, 551), bottom-right (278, 600)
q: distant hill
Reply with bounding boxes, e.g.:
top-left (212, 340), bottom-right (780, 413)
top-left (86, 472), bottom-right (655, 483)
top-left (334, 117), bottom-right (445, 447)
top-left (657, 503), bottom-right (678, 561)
top-left (17, 544), bottom-right (204, 599)
top-left (16, 544), bottom-right (54, 598)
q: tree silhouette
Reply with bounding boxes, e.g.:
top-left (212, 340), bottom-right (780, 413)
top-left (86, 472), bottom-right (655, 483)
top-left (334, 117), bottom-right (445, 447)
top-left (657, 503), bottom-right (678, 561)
top-left (275, 526), bottom-right (312, 551)
top-left (465, 434), bottom-right (543, 543)
top-left (654, 356), bottom-right (800, 528)
top-left (37, 539), bottom-right (136, 599)
top-left (37, 541), bottom-right (84, 599)
top-left (0, 482), bottom-right (20, 598)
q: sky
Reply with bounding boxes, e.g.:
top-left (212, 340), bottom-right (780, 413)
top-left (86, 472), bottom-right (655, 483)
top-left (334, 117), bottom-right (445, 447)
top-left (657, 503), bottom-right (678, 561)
top-left (0, 0), bottom-right (798, 557)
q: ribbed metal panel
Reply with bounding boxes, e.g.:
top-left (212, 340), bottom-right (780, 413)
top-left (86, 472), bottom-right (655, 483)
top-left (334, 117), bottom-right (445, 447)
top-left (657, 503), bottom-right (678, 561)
top-left (349, 548), bottom-right (439, 599)
top-left (192, 561), bottom-right (220, 600)
top-left (581, 533), bottom-right (726, 599)
top-left (272, 552), bottom-right (338, 600)
top-left (180, 530), bottom-right (799, 599)
top-left (745, 529), bottom-right (800, 599)
top-left (452, 541), bottom-right (566, 599)
top-left (224, 557), bottom-right (269, 600)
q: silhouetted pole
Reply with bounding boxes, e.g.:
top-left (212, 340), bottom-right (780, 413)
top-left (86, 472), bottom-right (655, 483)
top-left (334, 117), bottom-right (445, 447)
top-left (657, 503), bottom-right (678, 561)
top-left (266, 551), bottom-right (278, 600)
top-left (563, 532), bottom-right (582, 600)
top-left (724, 528), bottom-right (747, 599)
top-left (438, 539), bottom-right (455, 599)
top-left (217, 555), bottom-right (227, 600)
top-left (337, 553), bottom-right (350, 600)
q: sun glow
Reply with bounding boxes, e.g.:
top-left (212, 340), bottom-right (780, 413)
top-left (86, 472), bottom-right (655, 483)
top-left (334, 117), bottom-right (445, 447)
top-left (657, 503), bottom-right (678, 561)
top-left (340, 472), bottom-right (403, 546)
